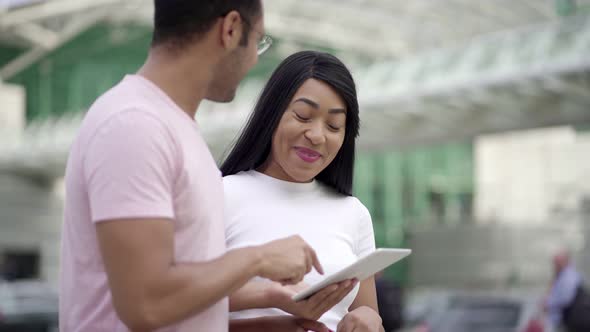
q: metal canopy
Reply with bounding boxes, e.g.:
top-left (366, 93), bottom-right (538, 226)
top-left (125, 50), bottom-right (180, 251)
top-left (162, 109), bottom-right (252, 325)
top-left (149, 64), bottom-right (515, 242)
top-left (357, 14), bottom-right (590, 148)
top-left (2, 0), bottom-right (586, 71)
top-left (0, 0), bottom-right (139, 79)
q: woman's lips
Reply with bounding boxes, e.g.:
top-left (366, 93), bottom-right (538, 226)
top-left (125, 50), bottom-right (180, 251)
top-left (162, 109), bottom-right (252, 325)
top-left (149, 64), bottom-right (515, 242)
top-left (294, 147), bottom-right (321, 163)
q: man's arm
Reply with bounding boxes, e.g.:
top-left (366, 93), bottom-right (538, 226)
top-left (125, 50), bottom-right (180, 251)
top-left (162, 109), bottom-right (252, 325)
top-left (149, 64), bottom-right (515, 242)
top-left (97, 219), bottom-right (321, 331)
top-left (229, 316), bottom-right (329, 332)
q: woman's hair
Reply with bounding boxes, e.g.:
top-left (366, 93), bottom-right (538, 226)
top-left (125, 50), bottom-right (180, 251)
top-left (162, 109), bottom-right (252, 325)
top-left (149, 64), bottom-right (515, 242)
top-left (220, 51), bottom-right (360, 196)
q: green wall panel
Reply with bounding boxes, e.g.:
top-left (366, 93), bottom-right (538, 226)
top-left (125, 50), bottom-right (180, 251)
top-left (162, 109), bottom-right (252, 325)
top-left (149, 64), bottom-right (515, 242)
top-left (7, 23), bottom-right (152, 121)
top-left (354, 142), bottom-right (474, 283)
top-left (0, 46), bottom-right (25, 67)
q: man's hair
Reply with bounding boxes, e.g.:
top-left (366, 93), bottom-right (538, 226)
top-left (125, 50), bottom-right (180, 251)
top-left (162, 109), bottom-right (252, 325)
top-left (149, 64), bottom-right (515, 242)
top-left (220, 51), bottom-right (360, 196)
top-left (152, 0), bottom-right (262, 49)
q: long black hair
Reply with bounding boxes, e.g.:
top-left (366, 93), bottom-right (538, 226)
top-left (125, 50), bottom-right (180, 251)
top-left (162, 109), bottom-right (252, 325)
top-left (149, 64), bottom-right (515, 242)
top-left (220, 51), bottom-right (360, 196)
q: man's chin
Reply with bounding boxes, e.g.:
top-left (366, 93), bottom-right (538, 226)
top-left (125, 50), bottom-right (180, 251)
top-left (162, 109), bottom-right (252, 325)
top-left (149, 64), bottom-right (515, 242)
top-left (205, 90), bottom-right (237, 103)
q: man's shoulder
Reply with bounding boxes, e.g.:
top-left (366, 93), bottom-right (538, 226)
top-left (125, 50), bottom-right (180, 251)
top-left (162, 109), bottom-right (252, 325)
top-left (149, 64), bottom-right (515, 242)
top-left (83, 105), bottom-right (168, 140)
top-left (564, 266), bottom-right (583, 284)
top-left (89, 81), bottom-right (158, 119)
top-left (82, 79), bottom-right (170, 134)
top-left (75, 100), bottom-right (176, 165)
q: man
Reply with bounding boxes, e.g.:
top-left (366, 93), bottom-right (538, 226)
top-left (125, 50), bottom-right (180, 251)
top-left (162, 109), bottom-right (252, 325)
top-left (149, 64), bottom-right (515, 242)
top-left (545, 250), bottom-right (590, 332)
top-left (59, 1), bottom-right (328, 331)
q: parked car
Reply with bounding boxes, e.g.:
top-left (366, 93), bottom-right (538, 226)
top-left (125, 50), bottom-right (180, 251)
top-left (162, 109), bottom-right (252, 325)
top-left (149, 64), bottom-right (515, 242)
top-left (401, 290), bottom-right (550, 332)
top-left (0, 280), bottom-right (58, 332)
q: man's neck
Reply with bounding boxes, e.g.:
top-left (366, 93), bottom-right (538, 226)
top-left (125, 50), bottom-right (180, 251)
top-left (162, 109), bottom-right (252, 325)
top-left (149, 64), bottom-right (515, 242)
top-left (137, 47), bottom-right (215, 119)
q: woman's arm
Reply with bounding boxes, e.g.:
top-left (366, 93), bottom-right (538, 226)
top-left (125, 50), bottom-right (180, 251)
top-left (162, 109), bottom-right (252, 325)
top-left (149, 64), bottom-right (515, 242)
top-left (337, 277), bottom-right (384, 332)
top-left (230, 280), bottom-right (275, 311)
top-left (349, 277), bottom-right (378, 312)
top-left (231, 279), bottom-right (357, 320)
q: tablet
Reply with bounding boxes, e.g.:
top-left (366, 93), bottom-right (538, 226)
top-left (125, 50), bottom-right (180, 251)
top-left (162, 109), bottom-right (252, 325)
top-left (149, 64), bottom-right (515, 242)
top-left (292, 248), bottom-right (411, 302)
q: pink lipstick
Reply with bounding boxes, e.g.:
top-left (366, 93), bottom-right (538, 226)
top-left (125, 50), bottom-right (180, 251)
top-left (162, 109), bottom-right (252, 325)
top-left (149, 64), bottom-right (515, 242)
top-left (294, 147), bottom-right (321, 163)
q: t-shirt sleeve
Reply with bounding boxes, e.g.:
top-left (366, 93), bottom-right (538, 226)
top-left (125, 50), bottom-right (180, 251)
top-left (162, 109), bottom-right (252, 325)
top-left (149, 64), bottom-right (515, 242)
top-left (354, 198), bottom-right (376, 258)
top-left (83, 109), bottom-right (177, 223)
top-left (223, 178), bottom-right (235, 242)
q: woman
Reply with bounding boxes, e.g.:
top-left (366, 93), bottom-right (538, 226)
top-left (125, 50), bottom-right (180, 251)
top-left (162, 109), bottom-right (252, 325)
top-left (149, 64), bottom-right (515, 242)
top-left (222, 51), bottom-right (383, 332)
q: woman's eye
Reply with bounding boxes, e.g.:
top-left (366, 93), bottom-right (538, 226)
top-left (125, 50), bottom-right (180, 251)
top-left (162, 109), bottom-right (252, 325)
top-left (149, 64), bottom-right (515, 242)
top-left (328, 124), bottom-right (342, 131)
top-left (294, 113), bottom-right (310, 121)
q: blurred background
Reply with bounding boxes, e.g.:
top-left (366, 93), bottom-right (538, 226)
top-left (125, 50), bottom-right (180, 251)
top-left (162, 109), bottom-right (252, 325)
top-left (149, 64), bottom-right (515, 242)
top-left (0, 0), bottom-right (589, 331)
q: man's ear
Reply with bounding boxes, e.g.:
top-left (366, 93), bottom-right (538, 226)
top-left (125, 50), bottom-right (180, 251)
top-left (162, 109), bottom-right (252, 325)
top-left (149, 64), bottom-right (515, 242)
top-left (219, 10), bottom-right (243, 51)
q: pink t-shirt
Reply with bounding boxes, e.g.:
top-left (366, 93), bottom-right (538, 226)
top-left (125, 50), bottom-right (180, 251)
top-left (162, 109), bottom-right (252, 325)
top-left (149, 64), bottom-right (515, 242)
top-left (59, 75), bottom-right (228, 332)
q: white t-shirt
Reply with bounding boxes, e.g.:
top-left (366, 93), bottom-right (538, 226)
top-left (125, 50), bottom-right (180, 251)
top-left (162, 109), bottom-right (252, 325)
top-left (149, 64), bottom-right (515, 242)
top-left (224, 170), bottom-right (376, 330)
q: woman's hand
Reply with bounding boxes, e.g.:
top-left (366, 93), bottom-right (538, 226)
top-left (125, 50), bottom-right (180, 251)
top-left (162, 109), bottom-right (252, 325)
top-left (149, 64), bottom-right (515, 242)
top-left (270, 279), bottom-right (358, 320)
top-left (337, 306), bottom-right (383, 332)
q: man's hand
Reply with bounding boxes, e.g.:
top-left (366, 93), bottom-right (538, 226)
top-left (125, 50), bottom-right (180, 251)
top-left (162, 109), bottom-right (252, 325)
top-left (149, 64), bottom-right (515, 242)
top-left (269, 316), bottom-right (331, 332)
top-left (270, 279), bottom-right (358, 320)
top-left (337, 306), bottom-right (383, 332)
top-left (256, 235), bottom-right (324, 285)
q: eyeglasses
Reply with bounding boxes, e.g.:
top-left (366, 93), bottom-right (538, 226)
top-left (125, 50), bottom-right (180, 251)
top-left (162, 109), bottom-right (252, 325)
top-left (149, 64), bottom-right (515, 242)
top-left (257, 35), bottom-right (273, 55)
top-left (239, 14), bottom-right (273, 55)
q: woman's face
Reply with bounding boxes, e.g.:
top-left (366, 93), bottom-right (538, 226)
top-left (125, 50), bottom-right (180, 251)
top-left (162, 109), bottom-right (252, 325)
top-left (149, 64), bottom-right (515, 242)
top-left (260, 78), bottom-right (347, 183)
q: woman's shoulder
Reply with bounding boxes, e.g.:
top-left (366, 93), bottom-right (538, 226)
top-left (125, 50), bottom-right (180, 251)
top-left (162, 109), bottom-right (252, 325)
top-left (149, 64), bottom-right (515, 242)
top-left (223, 171), bottom-right (257, 195)
top-left (317, 184), bottom-right (371, 217)
top-left (222, 172), bottom-right (261, 216)
top-left (223, 170), bottom-right (254, 184)
top-left (348, 196), bottom-right (371, 219)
